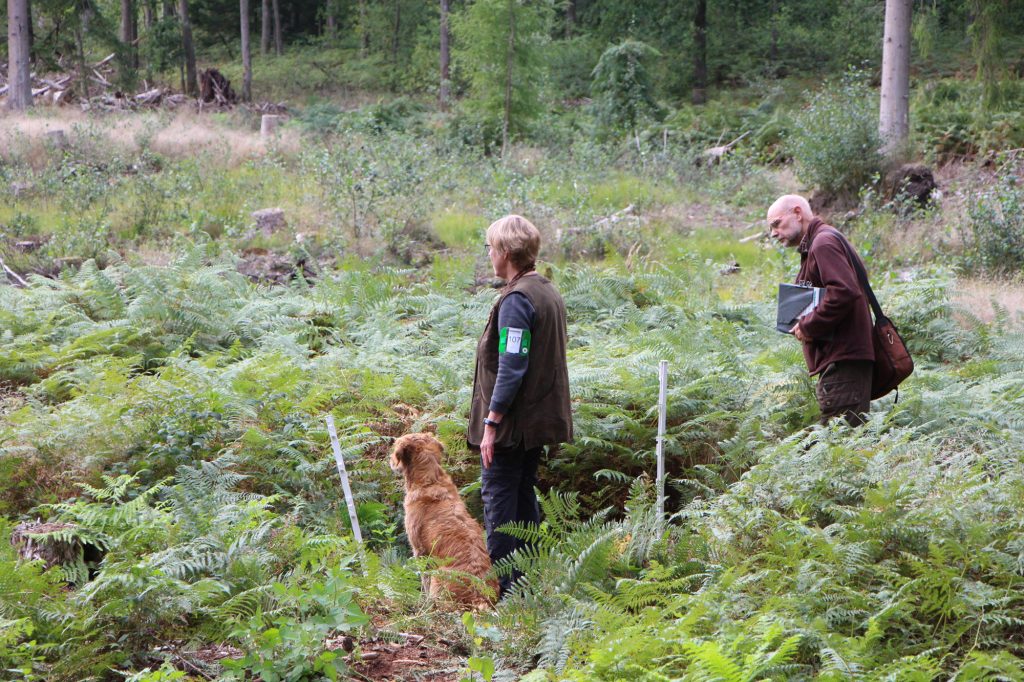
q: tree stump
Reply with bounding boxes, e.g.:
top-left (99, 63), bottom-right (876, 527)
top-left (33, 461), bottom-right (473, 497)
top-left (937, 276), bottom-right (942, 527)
top-left (260, 114), bottom-right (284, 137)
top-left (885, 164), bottom-right (937, 207)
top-left (252, 207), bottom-right (287, 236)
top-left (44, 129), bottom-right (68, 149)
top-left (199, 68), bottom-right (236, 105)
top-left (11, 521), bottom-right (81, 568)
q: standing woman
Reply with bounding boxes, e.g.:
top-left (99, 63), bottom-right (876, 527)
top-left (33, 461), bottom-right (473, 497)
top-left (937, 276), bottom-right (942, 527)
top-left (468, 215), bottom-right (573, 597)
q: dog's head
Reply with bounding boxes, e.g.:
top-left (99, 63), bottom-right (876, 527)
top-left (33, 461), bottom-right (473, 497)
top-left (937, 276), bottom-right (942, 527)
top-left (389, 432), bottom-right (445, 483)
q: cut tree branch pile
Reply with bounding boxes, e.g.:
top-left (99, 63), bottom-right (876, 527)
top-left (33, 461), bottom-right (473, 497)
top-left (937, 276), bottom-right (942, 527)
top-left (0, 60), bottom-right (285, 114)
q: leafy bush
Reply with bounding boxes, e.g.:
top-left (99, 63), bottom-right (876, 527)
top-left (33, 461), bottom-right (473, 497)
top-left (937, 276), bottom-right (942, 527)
top-left (222, 567), bottom-right (368, 682)
top-left (962, 166), bottom-right (1024, 274)
top-left (787, 72), bottom-right (882, 197)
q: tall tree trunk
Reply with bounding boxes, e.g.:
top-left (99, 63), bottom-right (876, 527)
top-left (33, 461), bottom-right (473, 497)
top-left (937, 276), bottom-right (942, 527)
top-left (6, 0), bottom-right (33, 110)
top-left (692, 0), bottom-right (707, 104)
top-left (359, 0), bottom-right (368, 57)
top-left (76, 14), bottom-right (90, 100)
top-left (261, 0), bottom-right (270, 54)
top-left (241, 0), bottom-right (253, 101)
top-left (27, 0), bottom-right (35, 61)
top-left (180, 0), bottom-right (197, 95)
top-left (163, 0), bottom-right (173, 17)
top-left (391, 0), bottom-right (400, 63)
top-left (501, 0), bottom-right (515, 158)
top-left (121, 0), bottom-right (138, 70)
top-left (879, 0), bottom-right (912, 160)
top-left (272, 0), bottom-right (282, 55)
top-left (565, 0), bottom-right (575, 37)
top-left (132, 8), bottom-right (139, 65)
top-left (326, 3), bottom-right (336, 38)
top-left (439, 0), bottom-right (450, 108)
top-left (143, 0), bottom-right (155, 28)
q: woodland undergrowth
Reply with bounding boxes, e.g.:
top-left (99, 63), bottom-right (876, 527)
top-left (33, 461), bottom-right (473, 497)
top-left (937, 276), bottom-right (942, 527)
top-left (2, 115), bottom-right (1024, 680)
top-left (1, 238), bottom-right (1023, 679)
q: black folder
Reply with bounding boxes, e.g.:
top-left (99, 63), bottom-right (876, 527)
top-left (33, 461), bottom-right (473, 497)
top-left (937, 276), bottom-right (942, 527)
top-left (776, 283), bottom-right (823, 334)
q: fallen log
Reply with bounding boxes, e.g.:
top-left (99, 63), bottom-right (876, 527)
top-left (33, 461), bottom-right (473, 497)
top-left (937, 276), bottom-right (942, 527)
top-left (135, 87), bottom-right (163, 105)
top-left (554, 205), bottom-right (643, 244)
top-left (41, 77), bottom-right (69, 91)
top-left (702, 131), bottom-right (750, 165)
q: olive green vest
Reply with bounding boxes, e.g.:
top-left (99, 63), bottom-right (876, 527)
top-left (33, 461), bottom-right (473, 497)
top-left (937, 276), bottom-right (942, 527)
top-left (468, 274), bottom-right (573, 451)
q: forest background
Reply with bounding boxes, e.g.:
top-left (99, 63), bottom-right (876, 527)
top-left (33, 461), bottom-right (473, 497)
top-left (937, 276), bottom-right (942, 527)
top-left (4, 0), bottom-right (1024, 680)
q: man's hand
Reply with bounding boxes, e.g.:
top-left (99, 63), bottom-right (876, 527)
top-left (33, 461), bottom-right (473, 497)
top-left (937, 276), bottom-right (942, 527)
top-left (481, 425), bottom-right (497, 469)
top-left (791, 322), bottom-right (808, 342)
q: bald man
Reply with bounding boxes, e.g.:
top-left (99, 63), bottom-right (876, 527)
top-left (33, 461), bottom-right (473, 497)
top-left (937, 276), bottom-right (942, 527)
top-left (767, 195), bottom-right (874, 425)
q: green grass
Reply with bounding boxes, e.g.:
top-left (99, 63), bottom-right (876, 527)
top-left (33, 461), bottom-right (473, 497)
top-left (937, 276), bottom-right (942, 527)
top-left (431, 209), bottom-right (487, 248)
top-left (538, 171), bottom-right (681, 213)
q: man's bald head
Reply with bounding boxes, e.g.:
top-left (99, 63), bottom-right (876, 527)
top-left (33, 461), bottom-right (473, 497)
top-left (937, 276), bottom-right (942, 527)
top-left (767, 195), bottom-right (813, 222)
top-left (767, 194), bottom-right (814, 248)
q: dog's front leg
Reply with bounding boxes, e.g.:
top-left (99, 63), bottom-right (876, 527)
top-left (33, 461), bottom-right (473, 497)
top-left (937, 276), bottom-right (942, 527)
top-left (409, 546), bottom-right (431, 597)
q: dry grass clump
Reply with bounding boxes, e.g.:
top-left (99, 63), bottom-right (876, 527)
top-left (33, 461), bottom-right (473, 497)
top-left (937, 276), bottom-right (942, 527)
top-left (955, 276), bottom-right (1024, 325)
top-left (0, 109), bottom-right (301, 169)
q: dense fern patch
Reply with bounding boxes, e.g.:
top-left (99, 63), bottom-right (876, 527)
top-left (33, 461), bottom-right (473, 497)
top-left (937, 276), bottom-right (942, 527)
top-left (2, 123), bottom-right (1024, 679)
top-left (3, 237), bottom-right (1022, 679)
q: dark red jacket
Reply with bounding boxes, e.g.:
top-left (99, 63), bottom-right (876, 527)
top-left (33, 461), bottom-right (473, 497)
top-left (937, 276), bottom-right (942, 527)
top-left (796, 219), bottom-right (874, 375)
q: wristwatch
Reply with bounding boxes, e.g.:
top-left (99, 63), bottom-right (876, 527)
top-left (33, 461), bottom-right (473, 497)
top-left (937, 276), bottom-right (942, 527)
top-left (482, 417), bottom-right (501, 428)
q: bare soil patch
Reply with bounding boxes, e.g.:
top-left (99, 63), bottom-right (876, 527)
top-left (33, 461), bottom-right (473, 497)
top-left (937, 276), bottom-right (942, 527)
top-left (0, 381), bottom-right (24, 417)
top-left (328, 633), bottom-right (463, 681)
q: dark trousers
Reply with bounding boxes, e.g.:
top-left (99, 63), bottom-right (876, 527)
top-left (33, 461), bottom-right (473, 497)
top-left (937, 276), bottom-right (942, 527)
top-left (480, 443), bottom-right (543, 596)
top-left (816, 360), bottom-right (873, 426)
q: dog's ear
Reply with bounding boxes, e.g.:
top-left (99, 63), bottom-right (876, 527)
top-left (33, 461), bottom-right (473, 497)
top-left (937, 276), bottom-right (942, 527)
top-left (392, 435), bottom-right (417, 466)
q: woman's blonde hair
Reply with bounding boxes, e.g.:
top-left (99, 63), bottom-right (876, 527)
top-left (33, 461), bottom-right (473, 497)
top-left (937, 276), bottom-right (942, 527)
top-left (486, 214), bottom-right (541, 271)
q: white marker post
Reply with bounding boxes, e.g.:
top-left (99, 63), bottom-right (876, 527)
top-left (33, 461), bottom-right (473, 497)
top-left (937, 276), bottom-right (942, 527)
top-left (326, 414), bottom-right (363, 544)
top-left (655, 361), bottom-right (668, 534)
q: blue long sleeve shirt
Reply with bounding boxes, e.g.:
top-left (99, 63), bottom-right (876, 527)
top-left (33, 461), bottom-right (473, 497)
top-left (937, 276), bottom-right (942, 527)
top-left (489, 292), bottom-right (536, 414)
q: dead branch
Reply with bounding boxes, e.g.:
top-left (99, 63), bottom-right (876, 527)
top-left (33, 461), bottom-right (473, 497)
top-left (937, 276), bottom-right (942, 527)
top-left (0, 257), bottom-right (29, 287)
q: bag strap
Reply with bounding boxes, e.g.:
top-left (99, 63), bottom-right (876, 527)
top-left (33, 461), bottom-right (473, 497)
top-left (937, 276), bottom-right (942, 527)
top-left (825, 227), bottom-right (888, 324)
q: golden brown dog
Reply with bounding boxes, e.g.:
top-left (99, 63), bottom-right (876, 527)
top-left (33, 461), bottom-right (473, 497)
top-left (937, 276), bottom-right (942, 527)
top-left (389, 433), bottom-right (498, 609)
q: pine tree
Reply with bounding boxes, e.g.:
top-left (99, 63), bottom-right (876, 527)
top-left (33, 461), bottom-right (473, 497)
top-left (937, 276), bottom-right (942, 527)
top-left (452, 0), bottom-right (552, 156)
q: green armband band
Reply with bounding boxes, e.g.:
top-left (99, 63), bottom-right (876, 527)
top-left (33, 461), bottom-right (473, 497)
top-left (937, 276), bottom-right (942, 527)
top-left (498, 327), bottom-right (531, 355)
